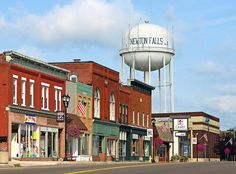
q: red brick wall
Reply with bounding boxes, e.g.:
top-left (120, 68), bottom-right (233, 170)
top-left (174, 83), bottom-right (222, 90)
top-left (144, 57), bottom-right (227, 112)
top-left (53, 62), bottom-right (120, 122)
top-left (9, 64), bottom-right (65, 112)
top-left (0, 60), bottom-right (10, 136)
top-left (130, 87), bottom-right (152, 129)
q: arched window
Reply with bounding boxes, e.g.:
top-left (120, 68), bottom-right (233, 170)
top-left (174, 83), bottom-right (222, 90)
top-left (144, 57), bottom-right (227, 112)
top-left (109, 93), bottom-right (115, 121)
top-left (94, 88), bottom-right (100, 118)
top-left (70, 75), bottom-right (78, 82)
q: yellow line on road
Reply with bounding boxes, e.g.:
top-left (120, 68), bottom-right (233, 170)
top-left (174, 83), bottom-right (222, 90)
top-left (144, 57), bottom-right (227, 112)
top-left (65, 163), bottom-right (157, 174)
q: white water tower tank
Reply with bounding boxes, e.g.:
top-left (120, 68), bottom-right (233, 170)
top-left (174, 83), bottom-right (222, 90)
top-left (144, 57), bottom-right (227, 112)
top-left (120, 23), bottom-right (175, 71)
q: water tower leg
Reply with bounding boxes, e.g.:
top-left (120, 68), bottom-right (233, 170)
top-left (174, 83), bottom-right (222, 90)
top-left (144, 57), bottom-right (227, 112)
top-left (169, 59), bottom-right (174, 112)
top-left (122, 55), bottom-right (125, 83)
top-left (144, 71), bottom-right (149, 84)
top-left (132, 53), bottom-right (135, 79)
top-left (148, 53), bottom-right (151, 85)
top-left (144, 54), bottom-right (151, 85)
top-left (163, 55), bottom-right (167, 112)
top-left (158, 69), bottom-right (162, 112)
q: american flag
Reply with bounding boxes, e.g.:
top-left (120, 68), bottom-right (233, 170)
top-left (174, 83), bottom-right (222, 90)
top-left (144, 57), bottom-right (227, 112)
top-left (78, 102), bottom-right (85, 116)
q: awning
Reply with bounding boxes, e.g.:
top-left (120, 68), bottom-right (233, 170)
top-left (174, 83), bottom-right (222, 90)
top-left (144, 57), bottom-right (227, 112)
top-left (67, 113), bottom-right (88, 131)
top-left (156, 125), bottom-right (173, 143)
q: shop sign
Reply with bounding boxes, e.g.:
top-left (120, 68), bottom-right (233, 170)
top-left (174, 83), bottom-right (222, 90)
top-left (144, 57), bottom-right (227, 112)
top-left (147, 129), bottom-right (153, 137)
top-left (56, 111), bottom-right (65, 122)
top-left (144, 136), bottom-right (151, 141)
top-left (132, 134), bottom-right (139, 140)
top-left (41, 126), bottom-right (58, 133)
top-left (173, 119), bottom-right (188, 131)
top-left (192, 138), bottom-right (197, 145)
top-left (24, 114), bottom-right (36, 124)
top-left (175, 132), bottom-right (187, 137)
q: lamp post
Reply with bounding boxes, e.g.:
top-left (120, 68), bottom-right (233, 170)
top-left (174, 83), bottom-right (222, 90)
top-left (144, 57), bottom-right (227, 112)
top-left (151, 118), bottom-right (156, 163)
top-left (196, 133), bottom-right (198, 162)
top-left (205, 118), bottom-right (210, 161)
top-left (62, 94), bottom-right (70, 161)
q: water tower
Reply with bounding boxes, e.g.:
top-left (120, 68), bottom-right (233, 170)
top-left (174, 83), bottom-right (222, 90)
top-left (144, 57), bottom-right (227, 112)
top-left (119, 23), bottom-right (175, 112)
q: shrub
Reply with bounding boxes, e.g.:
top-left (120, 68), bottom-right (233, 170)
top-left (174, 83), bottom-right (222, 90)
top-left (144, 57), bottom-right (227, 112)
top-left (171, 154), bottom-right (179, 161)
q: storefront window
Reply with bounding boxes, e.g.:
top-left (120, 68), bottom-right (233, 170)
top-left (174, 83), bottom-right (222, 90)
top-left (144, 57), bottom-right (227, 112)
top-left (179, 135), bottom-right (190, 157)
top-left (144, 142), bottom-right (149, 157)
top-left (92, 135), bottom-right (99, 156)
top-left (81, 134), bottom-right (89, 155)
top-left (119, 141), bottom-right (126, 159)
top-left (132, 139), bottom-right (139, 156)
top-left (107, 139), bottom-right (115, 156)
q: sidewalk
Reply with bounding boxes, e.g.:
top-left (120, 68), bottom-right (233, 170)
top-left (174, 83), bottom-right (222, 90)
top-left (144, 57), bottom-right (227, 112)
top-left (0, 160), bottom-right (150, 168)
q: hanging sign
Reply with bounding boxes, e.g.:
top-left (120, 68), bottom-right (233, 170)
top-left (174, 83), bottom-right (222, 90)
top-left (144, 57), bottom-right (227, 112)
top-left (56, 111), bottom-right (65, 122)
top-left (24, 114), bottom-right (36, 124)
top-left (173, 119), bottom-right (188, 131)
top-left (147, 129), bottom-right (153, 137)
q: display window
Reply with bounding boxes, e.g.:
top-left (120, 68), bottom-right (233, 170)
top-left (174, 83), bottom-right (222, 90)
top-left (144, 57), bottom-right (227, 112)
top-left (11, 123), bottom-right (58, 158)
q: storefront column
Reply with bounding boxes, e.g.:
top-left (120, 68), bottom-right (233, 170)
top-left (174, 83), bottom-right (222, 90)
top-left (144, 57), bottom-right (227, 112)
top-left (18, 124), bottom-right (21, 157)
top-left (45, 132), bottom-right (48, 157)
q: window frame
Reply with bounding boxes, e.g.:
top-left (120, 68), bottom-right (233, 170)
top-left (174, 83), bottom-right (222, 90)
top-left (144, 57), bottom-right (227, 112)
top-left (109, 93), bottom-right (115, 121)
top-left (21, 77), bottom-right (26, 106)
top-left (13, 75), bottom-right (18, 105)
top-left (29, 79), bottom-right (35, 108)
top-left (94, 88), bottom-right (100, 118)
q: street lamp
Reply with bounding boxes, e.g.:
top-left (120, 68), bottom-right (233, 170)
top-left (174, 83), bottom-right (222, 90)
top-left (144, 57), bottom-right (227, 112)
top-left (62, 94), bottom-right (70, 161)
top-left (205, 118), bottom-right (210, 161)
top-left (151, 118), bottom-right (156, 163)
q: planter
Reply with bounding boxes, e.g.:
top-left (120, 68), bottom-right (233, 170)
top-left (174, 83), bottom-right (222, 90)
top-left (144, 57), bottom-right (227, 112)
top-left (0, 151), bottom-right (9, 164)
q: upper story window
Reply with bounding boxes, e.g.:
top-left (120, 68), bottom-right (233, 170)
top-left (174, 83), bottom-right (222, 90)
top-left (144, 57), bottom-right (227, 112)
top-left (109, 93), bottom-right (115, 121)
top-left (125, 106), bottom-right (128, 124)
top-left (54, 86), bottom-right (62, 111)
top-left (41, 82), bottom-right (50, 110)
top-left (142, 113), bottom-right (145, 127)
top-left (21, 77), bottom-right (26, 106)
top-left (13, 75), bottom-right (18, 105)
top-left (137, 112), bottom-right (140, 126)
top-left (29, 79), bottom-right (35, 108)
top-left (132, 110), bottom-right (135, 125)
top-left (94, 88), bottom-right (100, 118)
top-left (147, 115), bottom-right (149, 127)
top-left (70, 75), bottom-right (78, 82)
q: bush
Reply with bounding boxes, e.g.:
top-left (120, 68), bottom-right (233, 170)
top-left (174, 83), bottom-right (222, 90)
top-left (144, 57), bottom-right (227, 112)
top-left (179, 156), bottom-right (188, 162)
top-left (171, 154), bottom-right (179, 161)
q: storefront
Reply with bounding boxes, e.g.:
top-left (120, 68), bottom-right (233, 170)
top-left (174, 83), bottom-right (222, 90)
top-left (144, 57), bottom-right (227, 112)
top-left (8, 106), bottom-right (64, 160)
top-left (92, 119), bottom-right (119, 161)
top-left (130, 127), bottom-right (148, 161)
top-left (67, 114), bottom-right (90, 161)
top-left (153, 124), bottom-right (173, 162)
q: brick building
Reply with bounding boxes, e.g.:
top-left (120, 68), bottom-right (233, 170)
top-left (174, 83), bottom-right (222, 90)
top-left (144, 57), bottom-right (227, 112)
top-left (52, 60), bottom-right (153, 161)
top-left (0, 51), bottom-right (69, 162)
top-left (152, 112), bottom-right (220, 162)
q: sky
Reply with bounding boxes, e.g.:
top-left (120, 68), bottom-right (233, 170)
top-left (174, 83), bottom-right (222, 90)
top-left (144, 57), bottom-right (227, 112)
top-left (1, 0), bottom-right (236, 130)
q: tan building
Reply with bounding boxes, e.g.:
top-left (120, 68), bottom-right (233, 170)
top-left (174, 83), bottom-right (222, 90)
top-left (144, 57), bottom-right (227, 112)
top-left (152, 112), bottom-right (220, 162)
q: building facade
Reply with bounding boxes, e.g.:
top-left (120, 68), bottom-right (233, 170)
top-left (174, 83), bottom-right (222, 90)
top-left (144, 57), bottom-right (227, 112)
top-left (66, 80), bottom-right (93, 161)
top-left (0, 51), bottom-right (69, 162)
top-left (152, 112), bottom-right (220, 162)
top-left (52, 60), bottom-right (153, 161)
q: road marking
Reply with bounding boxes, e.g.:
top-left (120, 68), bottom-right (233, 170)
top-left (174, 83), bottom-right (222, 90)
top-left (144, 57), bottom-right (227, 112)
top-left (65, 163), bottom-right (157, 174)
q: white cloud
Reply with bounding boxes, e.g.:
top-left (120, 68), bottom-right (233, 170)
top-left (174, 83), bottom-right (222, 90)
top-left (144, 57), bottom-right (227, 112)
top-left (207, 95), bottom-right (236, 113)
top-left (196, 60), bottom-right (236, 79)
top-left (17, 45), bottom-right (44, 61)
top-left (1, 0), bottom-right (143, 47)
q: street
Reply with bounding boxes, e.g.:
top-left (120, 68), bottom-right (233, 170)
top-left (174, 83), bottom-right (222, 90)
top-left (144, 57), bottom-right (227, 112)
top-left (0, 162), bottom-right (236, 174)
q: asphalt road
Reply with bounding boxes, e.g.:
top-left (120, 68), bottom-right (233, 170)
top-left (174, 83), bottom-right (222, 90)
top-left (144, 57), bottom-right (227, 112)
top-left (0, 161), bottom-right (236, 174)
